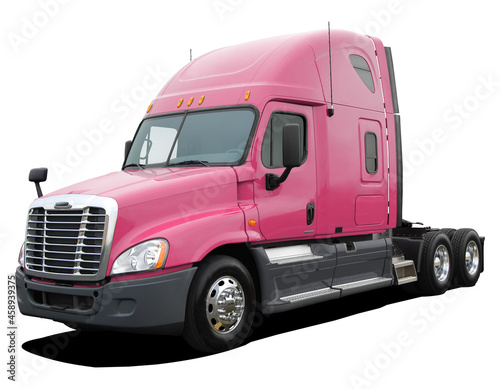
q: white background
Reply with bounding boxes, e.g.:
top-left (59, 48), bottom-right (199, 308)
top-left (1, 0), bottom-right (498, 388)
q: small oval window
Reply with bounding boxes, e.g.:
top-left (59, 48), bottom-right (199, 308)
top-left (349, 54), bottom-right (375, 93)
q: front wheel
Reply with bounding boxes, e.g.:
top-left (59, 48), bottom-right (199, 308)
top-left (183, 255), bottom-right (256, 353)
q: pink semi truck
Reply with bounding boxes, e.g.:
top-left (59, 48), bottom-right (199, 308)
top-left (16, 30), bottom-right (484, 353)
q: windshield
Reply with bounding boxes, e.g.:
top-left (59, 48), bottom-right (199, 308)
top-left (124, 108), bottom-right (256, 168)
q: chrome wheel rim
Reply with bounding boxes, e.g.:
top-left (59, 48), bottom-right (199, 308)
top-left (433, 245), bottom-right (450, 282)
top-left (465, 241), bottom-right (479, 276)
top-left (206, 276), bottom-right (245, 334)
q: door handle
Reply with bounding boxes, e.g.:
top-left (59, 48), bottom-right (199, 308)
top-left (306, 202), bottom-right (315, 225)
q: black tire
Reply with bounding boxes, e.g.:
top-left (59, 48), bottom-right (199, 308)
top-left (183, 255), bottom-right (256, 353)
top-left (452, 228), bottom-right (482, 287)
top-left (416, 232), bottom-right (454, 295)
top-left (439, 228), bottom-right (456, 240)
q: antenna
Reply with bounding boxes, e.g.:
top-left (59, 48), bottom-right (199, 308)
top-left (190, 49), bottom-right (192, 61)
top-left (327, 22), bottom-right (334, 117)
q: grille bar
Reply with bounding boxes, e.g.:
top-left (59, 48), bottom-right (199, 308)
top-left (32, 264), bottom-right (98, 271)
top-left (26, 242), bottom-right (102, 249)
top-left (34, 221), bottom-right (105, 225)
top-left (25, 206), bottom-right (107, 276)
top-left (27, 233), bottom-right (102, 241)
top-left (26, 249), bottom-right (101, 256)
top-left (27, 227), bottom-right (104, 233)
top-left (25, 256), bottom-right (101, 264)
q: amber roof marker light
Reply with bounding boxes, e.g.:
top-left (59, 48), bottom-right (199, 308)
top-left (199, 95), bottom-right (205, 105)
top-left (177, 98), bottom-right (184, 108)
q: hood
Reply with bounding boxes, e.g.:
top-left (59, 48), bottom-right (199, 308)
top-left (47, 167), bottom-right (237, 208)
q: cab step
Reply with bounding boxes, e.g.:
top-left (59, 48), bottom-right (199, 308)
top-left (392, 245), bottom-right (417, 285)
top-left (281, 276), bottom-right (393, 303)
top-left (281, 287), bottom-right (339, 303)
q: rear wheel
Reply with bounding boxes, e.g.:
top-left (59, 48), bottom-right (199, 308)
top-left (416, 232), bottom-right (454, 295)
top-left (439, 228), bottom-right (456, 240)
top-left (452, 228), bottom-right (482, 287)
top-left (183, 255), bottom-right (256, 353)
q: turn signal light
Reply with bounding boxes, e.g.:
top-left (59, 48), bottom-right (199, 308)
top-left (153, 241), bottom-right (168, 269)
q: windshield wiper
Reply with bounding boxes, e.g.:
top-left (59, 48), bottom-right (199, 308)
top-left (167, 160), bottom-right (210, 167)
top-left (123, 163), bottom-right (145, 170)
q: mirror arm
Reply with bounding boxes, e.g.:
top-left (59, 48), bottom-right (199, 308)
top-left (34, 182), bottom-right (43, 198)
top-left (266, 167), bottom-right (293, 191)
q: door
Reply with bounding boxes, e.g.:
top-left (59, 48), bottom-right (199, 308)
top-left (355, 117), bottom-right (388, 228)
top-left (253, 102), bottom-right (316, 241)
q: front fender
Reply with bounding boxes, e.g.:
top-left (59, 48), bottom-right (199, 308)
top-left (107, 179), bottom-right (249, 276)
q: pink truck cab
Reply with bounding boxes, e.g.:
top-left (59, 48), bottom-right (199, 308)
top-left (16, 30), bottom-right (484, 353)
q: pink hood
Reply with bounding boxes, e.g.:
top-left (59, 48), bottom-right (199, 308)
top-left (47, 167), bottom-right (238, 209)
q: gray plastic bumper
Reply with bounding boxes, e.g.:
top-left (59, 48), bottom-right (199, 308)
top-left (16, 266), bottom-right (197, 335)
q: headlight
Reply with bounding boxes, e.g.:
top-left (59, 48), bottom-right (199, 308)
top-left (111, 239), bottom-right (168, 276)
top-left (18, 242), bottom-right (25, 268)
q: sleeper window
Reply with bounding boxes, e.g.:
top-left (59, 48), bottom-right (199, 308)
top-left (349, 54), bottom-right (375, 93)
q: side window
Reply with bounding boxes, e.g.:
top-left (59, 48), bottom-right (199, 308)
top-left (349, 54), bottom-right (375, 93)
top-left (365, 132), bottom-right (378, 174)
top-left (262, 113), bottom-right (306, 168)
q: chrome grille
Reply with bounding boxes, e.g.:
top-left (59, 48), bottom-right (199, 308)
top-left (25, 206), bottom-right (107, 276)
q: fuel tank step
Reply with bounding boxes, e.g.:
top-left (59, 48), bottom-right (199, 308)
top-left (392, 245), bottom-right (417, 285)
